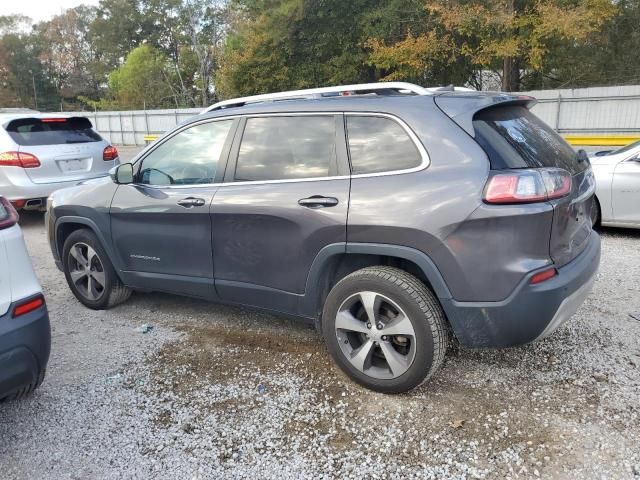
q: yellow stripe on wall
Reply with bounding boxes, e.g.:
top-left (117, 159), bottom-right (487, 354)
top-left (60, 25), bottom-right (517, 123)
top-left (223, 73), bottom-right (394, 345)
top-left (563, 135), bottom-right (640, 146)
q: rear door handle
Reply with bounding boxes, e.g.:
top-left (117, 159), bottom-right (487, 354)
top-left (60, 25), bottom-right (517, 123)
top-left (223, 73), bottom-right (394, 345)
top-left (298, 196), bottom-right (339, 209)
top-left (177, 197), bottom-right (206, 208)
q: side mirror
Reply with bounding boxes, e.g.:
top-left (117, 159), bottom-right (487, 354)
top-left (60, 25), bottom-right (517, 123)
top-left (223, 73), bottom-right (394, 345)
top-left (594, 150), bottom-right (613, 157)
top-left (630, 155), bottom-right (640, 163)
top-left (109, 163), bottom-right (134, 184)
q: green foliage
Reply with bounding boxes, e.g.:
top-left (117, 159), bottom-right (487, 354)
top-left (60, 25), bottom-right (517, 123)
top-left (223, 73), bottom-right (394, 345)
top-left (105, 44), bottom-right (175, 109)
top-left (1, 0), bottom-right (640, 110)
top-left (218, 0), bottom-right (384, 98)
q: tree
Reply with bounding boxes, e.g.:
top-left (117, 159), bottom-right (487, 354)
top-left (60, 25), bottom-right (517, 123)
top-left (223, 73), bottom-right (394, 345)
top-left (182, 0), bottom-right (230, 106)
top-left (90, 0), bottom-right (148, 70)
top-left (0, 31), bottom-right (59, 110)
top-left (218, 0), bottom-right (385, 98)
top-left (37, 6), bottom-right (102, 107)
top-left (105, 44), bottom-right (175, 109)
top-left (367, 0), bottom-right (616, 91)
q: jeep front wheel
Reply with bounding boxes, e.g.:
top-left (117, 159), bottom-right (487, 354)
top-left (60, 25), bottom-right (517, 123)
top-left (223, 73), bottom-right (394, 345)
top-left (62, 229), bottom-right (131, 310)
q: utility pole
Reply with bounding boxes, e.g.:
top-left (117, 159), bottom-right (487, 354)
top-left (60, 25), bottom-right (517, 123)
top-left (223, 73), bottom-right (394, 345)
top-left (29, 70), bottom-right (38, 110)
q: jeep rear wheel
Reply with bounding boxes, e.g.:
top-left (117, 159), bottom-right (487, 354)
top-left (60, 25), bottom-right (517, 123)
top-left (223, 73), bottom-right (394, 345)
top-left (62, 229), bottom-right (131, 310)
top-left (322, 266), bottom-right (448, 393)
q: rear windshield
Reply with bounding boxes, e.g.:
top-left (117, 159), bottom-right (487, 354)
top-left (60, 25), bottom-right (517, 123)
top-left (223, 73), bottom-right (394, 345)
top-left (5, 117), bottom-right (102, 146)
top-left (473, 106), bottom-right (585, 174)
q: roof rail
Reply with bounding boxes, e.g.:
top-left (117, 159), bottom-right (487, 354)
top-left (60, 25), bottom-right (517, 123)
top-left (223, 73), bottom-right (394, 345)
top-left (203, 82), bottom-right (440, 113)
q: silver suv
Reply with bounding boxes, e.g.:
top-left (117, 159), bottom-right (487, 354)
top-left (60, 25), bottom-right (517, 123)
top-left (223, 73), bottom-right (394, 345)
top-left (46, 82), bottom-right (600, 393)
top-left (0, 111), bottom-right (119, 211)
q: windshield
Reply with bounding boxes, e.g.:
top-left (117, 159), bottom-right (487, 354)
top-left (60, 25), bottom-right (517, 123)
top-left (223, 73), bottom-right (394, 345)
top-left (607, 139), bottom-right (640, 156)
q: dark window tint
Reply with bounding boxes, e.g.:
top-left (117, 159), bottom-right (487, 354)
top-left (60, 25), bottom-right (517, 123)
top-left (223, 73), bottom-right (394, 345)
top-left (6, 117), bottom-right (102, 146)
top-left (139, 120), bottom-right (232, 186)
top-left (347, 116), bottom-right (421, 174)
top-left (235, 116), bottom-right (336, 181)
top-left (473, 106), bottom-right (585, 174)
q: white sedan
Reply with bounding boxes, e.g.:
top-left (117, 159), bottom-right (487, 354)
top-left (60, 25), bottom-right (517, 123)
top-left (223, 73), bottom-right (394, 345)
top-left (590, 141), bottom-right (640, 229)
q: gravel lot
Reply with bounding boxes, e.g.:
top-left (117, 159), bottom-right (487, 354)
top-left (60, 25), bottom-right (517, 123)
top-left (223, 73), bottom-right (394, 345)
top-left (1, 152), bottom-right (639, 478)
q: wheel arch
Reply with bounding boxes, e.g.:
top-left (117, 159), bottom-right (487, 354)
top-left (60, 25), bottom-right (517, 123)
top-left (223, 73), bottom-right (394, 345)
top-left (301, 243), bottom-right (454, 323)
top-left (55, 216), bottom-right (122, 272)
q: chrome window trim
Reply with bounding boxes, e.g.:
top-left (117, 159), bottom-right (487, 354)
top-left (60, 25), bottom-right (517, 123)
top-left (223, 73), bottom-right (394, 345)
top-left (133, 111), bottom-right (430, 190)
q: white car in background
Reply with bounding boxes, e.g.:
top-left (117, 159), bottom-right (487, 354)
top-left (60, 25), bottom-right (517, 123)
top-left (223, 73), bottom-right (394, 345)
top-left (590, 141), bottom-right (640, 229)
top-left (0, 196), bottom-right (50, 400)
top-left (0, 110), bottom-right (119, 211)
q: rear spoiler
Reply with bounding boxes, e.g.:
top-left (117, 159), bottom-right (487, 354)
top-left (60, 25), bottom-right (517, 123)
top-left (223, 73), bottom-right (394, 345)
top-left (4, 116), bottom-right (93, 131)
top-left (434, 93), bottom-right (537, 136)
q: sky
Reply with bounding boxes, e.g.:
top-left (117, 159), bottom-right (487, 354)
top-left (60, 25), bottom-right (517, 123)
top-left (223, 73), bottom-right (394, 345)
top-left (0, 0), bottom-right (99, 24)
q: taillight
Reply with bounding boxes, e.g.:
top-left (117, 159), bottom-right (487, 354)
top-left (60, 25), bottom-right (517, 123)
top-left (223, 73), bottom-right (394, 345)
top-left (0, 151), bottom-right (41, 168)
top-left (103, 145), bottom-right (118, 161)
top-left (484, 168), bottom-right (571, 204)
top-left (530, 267), bottom-right (558, 284)
top-left (12, 295), bottom-right (45, 318)
top-left (0, 197), bottom-right (19, 229)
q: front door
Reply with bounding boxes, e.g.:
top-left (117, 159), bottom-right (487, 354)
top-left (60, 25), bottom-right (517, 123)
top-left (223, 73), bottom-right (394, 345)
top-left (211, 114), bottom-right (350, 314)
top-left (110, 118), bottom-right (237, 298)
top-left (612, 155), bottom-right (640, 225)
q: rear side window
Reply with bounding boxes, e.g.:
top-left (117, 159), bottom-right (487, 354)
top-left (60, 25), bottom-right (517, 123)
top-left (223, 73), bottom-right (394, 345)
top-left (473, 106), bottom-right (585, 173)
top-left (347, 116), bottom-right (421, 174)
top-left (5, 117), bottom-right (102, 146)
top-left (235, 116), bottom-right (337, 181)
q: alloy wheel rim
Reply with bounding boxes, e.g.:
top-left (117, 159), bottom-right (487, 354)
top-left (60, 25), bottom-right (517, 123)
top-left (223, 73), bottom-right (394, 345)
top-left (68, 242), bottom-right (106, 301)
top-left (335, 291), bottom-right (417, 380)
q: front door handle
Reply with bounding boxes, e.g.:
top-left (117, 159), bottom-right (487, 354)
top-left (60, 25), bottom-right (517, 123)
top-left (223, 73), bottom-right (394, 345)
top-left (177, 197), bottom-right (206, 208)
top-left (298, 196), bottom-right (339, 209)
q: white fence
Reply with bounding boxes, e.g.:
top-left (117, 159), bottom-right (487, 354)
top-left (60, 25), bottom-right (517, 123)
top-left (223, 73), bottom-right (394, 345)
top-left (527, 85), bottom-right (640, 135)
top-left (62, 108), bottom-right (202, 146)
top-left (60, 85), bottom-right (640, 145)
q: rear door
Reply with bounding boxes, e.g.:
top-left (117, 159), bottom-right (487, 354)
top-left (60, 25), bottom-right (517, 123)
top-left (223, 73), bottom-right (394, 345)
top-left (5, 117), bottom-right (114, 183)
top-left (472, 105), bottom-right (596, 266)
top-left (211, 114), bottom-right (350, 312)
top-left (612, 155), bottom-right (640, 225)
top-left (110, 118), bottom-right (236, 298)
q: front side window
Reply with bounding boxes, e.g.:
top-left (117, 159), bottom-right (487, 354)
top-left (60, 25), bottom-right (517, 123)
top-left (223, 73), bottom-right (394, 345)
top-left (139, 120), bottom-right (233, 185)
top-left (235, 116), bottom-right (337, 181)
top-left (347, 116), bottom-right (422, 174)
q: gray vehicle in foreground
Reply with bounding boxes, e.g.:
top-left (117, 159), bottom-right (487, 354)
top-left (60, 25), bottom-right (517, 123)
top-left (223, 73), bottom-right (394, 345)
top-left (0, 111), bottom-right (119, 211)
top-left (46, 82), bottom-right (600, 393)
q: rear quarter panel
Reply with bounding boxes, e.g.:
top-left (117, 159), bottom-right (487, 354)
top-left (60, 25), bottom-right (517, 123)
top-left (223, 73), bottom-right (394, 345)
top-left (347, 98), bottom-right (554, 302)
top-left (0, 224), bottom-right (42, 315)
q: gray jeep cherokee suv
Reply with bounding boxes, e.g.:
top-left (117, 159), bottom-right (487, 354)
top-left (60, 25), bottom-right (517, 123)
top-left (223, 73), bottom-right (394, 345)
top-left (46, 82), bottom-right (600, 393)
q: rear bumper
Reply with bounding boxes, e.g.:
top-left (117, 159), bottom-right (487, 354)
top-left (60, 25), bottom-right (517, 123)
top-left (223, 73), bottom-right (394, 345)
top-left (0, 168), bottom-right (110, 204)
top-left (443, 232), bottom-right (601, 348)
top-left (0, 297), bottom-right (51, 399)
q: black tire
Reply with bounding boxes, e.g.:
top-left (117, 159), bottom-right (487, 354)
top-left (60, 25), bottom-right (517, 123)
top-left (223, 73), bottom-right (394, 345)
top-left (1, 369), bottom-right (46, 402)
top-left (322, 266), bottom-right (448, 393)
top-left (62, 229), bottom-right (131, 309)
top-left (592, 196), bottom-right (601, 228)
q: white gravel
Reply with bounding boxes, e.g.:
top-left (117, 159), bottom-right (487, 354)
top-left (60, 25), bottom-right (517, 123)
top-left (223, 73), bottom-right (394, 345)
top-left (1, 212), bottom-right (639, 480)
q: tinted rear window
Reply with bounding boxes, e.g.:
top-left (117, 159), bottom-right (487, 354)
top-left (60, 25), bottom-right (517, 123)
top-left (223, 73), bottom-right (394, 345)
top-left (5, 117), bottom-right (102, 146)
top-left (473, 106), bottom-right (585, 173)
top-left (347, 116), bottom-right (421, 174)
